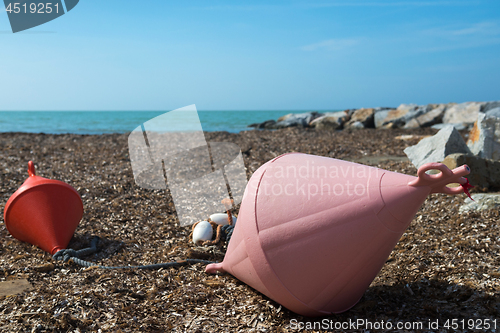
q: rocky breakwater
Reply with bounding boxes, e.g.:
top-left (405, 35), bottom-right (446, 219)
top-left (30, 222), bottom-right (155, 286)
top-left (248, 100), bottom-right (500, 132)
top-left (402, 104), bottom-right (500, 213)
top-left (249, 100), bottom-right (500, 213)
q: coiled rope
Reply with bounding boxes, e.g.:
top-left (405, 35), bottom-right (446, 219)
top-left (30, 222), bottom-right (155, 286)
top-left (53, 236), bottom-right (214, 269)
top-left (53, 198), bottom-right (236, 270)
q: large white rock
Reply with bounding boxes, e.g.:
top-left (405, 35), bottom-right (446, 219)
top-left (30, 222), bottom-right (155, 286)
top-left (404, 125), bottom-right (471, 169)
top-left (467, 113), bottom-right (500, 160)
top-left (442, 101), bottom-right (484, 125)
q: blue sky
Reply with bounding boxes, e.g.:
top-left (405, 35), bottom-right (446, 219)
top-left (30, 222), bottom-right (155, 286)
top-left (0, 0), bottom-right (499, 111)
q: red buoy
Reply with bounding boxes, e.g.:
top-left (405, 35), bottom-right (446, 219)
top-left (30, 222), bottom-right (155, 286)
top-left (3, 161), bottom-right (83, 255)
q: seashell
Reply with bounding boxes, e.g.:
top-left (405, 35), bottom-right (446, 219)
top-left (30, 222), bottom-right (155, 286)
top-left (210, 213), bottom-right (237, 226)
top-left (192, 221), bottom-right (213, 245)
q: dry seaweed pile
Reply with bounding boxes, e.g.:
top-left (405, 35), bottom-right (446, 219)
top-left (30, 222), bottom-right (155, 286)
top-left (0, 128), bottom-right (499, 332)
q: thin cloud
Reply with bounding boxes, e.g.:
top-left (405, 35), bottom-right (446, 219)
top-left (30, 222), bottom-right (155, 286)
top-left (190, 4), bottom-right (282, 11)
top-left (306, 1), bottom-right (480, 7)
top-left (416, 21), bottom-right (500, 52)
top-left (301, 38), bottom-right (360, 51)
top-left (423, 21), bottom-right (500, 37)
top-left (192, 1), bottom-right (479, 11)
top-left (451, 22), bottom-right (500, 36)
top-left (423, 63), bottom-right (481, 73)
top-left (419, 38), bottom-right (500, 53)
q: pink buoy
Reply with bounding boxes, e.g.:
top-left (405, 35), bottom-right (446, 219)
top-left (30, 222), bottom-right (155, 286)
top-left (206, 153), bottom-right (470, 316)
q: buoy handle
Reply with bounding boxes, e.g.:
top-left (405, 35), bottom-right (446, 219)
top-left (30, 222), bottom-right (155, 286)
top-left (205, 262), bottom-right (225, 274)
top-left (408, 162), bottom-right (470, 194)
top-left (28, 161), bottom-right (36, 177)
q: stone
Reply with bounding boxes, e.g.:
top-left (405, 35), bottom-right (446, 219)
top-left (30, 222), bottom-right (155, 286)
top-left (485, 107), bottom-right (500, 119)
top-left (404, 104), bottom-right (446, 129)
top-left (374, 108), bottom-right (399, 128)
top-left (310, 111), bottom-right (348, 131)
top-left (346, 109), bottom-right (357, 117)
top-left (311, 117), bottom-right (342, 131)
top-left (277, 113), bottom-right (294, 122)
top-left (402, 104), bottom-right (432, 123)
top-left (248, 119), bottom-right (276, 129)
top-left (442, 153), bottom-right (500, 189)
top-left (459, 193), bottom-right (500, 214)
top-left (442, 101), bottom-right (484, 125)
top-left (404, 125), bottom-right (472, 169)
top-left (397, 103), bottom-right (419, 113)
top-left (192, 221), bottom-right (213, 245)
top-left (403, 119), bottom-right (422, 130)
top-left (347, 121), bottom-right (364, 129)
top-left (210, 213), bottom-right (236, 226)
top-left (395, 134), bottom-right (431, 141)
top-left (481, 101), bottom-right (500, 113)
top-left (467, 113), bottom-right (500, 160)
top-left (374, 104), bottom-right (433, 128)
top-left (345, 108), bottom-right (375, 128)
top-left (431, 123), bottom-right (468, 131)
top-left (374, 107), bottom-right (394, 112)
top-left (274, 112), bottom-right (323, 128)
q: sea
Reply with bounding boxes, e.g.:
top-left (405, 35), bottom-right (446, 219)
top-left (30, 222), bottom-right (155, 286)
top-left (0, 111), bottom-right (323, 134)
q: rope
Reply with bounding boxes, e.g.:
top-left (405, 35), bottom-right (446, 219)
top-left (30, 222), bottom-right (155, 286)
top-left (53, 236), bottom-right (214, 270)
top-left (53, 198), bottom-right (236, 270)
top-left (52, 236), bottom-right (100, 263)
top-left (221, 224), bottom-right (234, 243)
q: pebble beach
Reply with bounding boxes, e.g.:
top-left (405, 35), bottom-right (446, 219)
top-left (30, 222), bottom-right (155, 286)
top-left (1, 128), bottom-right (499, 332)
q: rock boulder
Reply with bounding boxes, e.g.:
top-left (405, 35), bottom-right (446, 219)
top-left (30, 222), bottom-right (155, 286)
top-left (404, 125), bottom-right (471, 169)
top-left (310, 111), bottom-right (348, 131)
top-left (481, 101), bottom-right (500, 113)
top-left (442, 102), bottom-right (483, 125)
top-left (442, 153), bottom-right (500, 190)
top-left (404, 104), bottom-right (446, 129)
top-left (345, 108), bottom-right (375, 128)
top-left (485, 107), bottom-right (500, 119)
top-left (374, 108), bottom-right (401, 128)
top-left (467, 113), bottom-right (500, 160)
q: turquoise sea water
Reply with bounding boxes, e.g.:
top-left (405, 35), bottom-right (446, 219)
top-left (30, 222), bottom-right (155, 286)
top-left (0, 111), bottom-right (322, 134)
